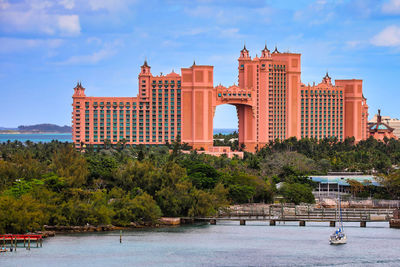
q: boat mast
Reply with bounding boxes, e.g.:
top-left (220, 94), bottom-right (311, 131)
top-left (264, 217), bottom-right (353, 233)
top-left (339, 177), bottom-right (344, 231)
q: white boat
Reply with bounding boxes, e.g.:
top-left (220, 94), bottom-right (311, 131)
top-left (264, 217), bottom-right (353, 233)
top-left (330, 228), bottom-right (347, 245)
top-left (330, 185), bottom-right (347, 245)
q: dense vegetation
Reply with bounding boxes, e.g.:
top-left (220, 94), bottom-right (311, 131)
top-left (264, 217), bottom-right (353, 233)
top-left (0, 135), bottom-right (399, 234)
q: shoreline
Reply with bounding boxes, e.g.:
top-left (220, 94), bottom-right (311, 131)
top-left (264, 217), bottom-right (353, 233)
top-left (0, 131), bottom-right (71, 135)
top-left (37, 218), bottom-right (183, 235)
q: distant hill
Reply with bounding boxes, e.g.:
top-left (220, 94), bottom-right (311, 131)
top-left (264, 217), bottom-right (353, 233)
top-left (17, 124), bottom-right (72, 133)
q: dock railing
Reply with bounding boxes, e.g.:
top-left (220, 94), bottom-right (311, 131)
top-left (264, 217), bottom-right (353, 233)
top-left (216, 204), bottom-right (393, 222)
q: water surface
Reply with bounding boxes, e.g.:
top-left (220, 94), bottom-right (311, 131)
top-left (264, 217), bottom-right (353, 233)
top-left (0, 129), bottom-right (236, 144)
top-left (0, 133), bottom-right (72, 143)
top-left (1, 221), bottom-right (399, 266)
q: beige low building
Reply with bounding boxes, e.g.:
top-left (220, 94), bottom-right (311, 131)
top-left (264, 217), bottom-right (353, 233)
top-left (369, 113), bottom-right (400, 138)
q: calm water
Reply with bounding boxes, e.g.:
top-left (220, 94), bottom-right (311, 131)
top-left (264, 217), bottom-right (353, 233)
top-left (0, 129), bottom-right (236, 144)
top-left (0, 134), bottom-right (72, 143)
top-left (1, 222), bottom-right (399, 266)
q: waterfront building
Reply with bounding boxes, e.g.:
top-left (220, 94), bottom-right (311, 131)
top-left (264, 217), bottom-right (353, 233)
top-left (369, 112), bottom-right (400, 138)
top-left (72, 45), bottom-right (369, 152)
top-left (309, 172), bottom-right (380, 197)
top-left (368, 110), bottom-right (398, 140)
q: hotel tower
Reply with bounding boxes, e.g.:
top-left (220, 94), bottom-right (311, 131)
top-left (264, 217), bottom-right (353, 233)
top-left (72, 45), bottom-right (368, 152)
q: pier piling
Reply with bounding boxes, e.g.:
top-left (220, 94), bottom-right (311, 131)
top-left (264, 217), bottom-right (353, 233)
top-left (270, 220), bottom-right (276, 226)
top-left (28, 237), bottom-right (30, 250)
top-left (240, 219), bottom-right (246, 225)
top-left (299, 220), bottom-right (306, 227)
top-left (210, 219), bottom-right (217, 225)
top-left (360, 221), bottom-right (366, 227)
top-left (330, 221), bottom-right (336, 227)
top-left (120, 230), bottom-right (122, 243)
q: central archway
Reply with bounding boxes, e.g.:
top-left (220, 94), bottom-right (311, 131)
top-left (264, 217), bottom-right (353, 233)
top-left (213, 85), bottom-right (258, 152)
top-left (180, 65), bottom-right (261, 152)
top-left (212, 103), bottom-right (257, 151)
top-left (213, 104), bottom-right (238, 149)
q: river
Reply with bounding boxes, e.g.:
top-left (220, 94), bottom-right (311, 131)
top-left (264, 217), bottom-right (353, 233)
top-left (1, 221), bottom-right (399, 266)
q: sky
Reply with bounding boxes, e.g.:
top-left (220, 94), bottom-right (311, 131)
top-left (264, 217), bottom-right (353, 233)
top-left (1, 0), bottom-right (400, 128)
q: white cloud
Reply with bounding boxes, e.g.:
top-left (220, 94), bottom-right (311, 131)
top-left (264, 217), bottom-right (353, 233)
top-left (86, 37), bottom-right (102, 45)
top-left (61, 49), bottom-right (113, 64)
top-left (59, 0), bottom-right (75, 9)
top-left (29, 0), bottom-right (54, 10)
top-left (57, 41), bottom-right (122, 65)
top-left (382, 0), bottom-right (400, 15)
top-left (184, 5), bottom-right (245, 24)
top-left (218, 28), bottom-right (242, 38)
top-left (371, 25), bottom-right (400, 47)
top-left (58, 15), bottom-right (80, 36)
top-left (0, 38), bottom-right (63, 53)
top-left (87, 0), bottom-right (134, 12)
top-left (0, 0), bottom-right (81, 36)
top-left (182, 28), bottom-right (207, 36)
top-left (0, 0), bottom-right (10, 9)
top-left (293, 0), bottom-right (336, 25)
top-left (161, 40), bottom-right (181, 48)
top-left (173, 26), bottom-right (242, 39)
top-left (346, 40), bottom-right (361, 48)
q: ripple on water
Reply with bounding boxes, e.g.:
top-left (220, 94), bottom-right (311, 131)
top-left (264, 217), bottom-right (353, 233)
top-left (1, 222), bottom-right (399, 267)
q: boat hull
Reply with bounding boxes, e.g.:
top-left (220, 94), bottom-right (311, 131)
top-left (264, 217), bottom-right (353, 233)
top-left (330, 235), bottom-right (347, 245)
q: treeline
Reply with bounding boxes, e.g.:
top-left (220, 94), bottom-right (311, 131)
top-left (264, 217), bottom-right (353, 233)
top-left (257, 136), bottom-right (400, 173)
top-left (0, 140), bottom-right (272, 234)
top-left (0, 136), bottom-right (399, 234)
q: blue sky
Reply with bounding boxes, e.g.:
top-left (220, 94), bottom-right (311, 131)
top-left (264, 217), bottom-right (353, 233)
top-left (1, 0), bottom-right (400, 128)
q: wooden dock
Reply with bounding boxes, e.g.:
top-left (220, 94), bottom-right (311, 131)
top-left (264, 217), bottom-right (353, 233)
top-left (184, 205), bottom-right (396, 227)
top-left (0, 234), bottom-right (43, 251)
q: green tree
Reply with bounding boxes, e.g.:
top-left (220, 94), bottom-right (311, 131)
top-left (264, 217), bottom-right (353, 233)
top-left (0, 194), bottom-right (47, 234)
top-left (188, 189), bottom-right (216, 217)
top-left (379, 170), bottom-right (400, 199)
top-left (228, 184), bottom-right (255, 204)
top-left (130, 192), bottom-right (162, 223)
top-left (280, 183), bottom-right (315, 205)
top-left (50, 145), bottom-right (88, 187)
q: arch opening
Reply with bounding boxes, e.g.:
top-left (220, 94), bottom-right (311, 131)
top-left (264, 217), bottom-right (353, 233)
top-left (212, 103), bottom-right (257, 151)
top-left (213, 104), bottom-right (238, 150)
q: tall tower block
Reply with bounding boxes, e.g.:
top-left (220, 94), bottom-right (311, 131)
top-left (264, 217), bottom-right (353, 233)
top-left (181, 63), bottom-right (214, 150)
top-left (72, 82), bottom-right (86, 148)
top-left (335, 79), bottom-right (368, 141)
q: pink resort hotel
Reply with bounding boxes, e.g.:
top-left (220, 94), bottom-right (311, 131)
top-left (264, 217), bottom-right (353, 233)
top-left (72, 45), bottom-right (369, 154)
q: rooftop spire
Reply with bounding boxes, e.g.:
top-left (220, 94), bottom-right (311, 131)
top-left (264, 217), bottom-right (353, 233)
top-left (193, 60), bottom-right (196, 66)
top-left (241, 42), bottom-right (248, 52)
top-left (263, 41), bottom-right (269, 51)
top-left (378, 109), bottom-right (381, 124)
top-left (142, 58), bottom-right (149, 67)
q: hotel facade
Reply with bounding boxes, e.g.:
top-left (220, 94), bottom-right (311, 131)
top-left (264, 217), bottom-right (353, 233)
top-left (72, 45), bottom-right (368, 152)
